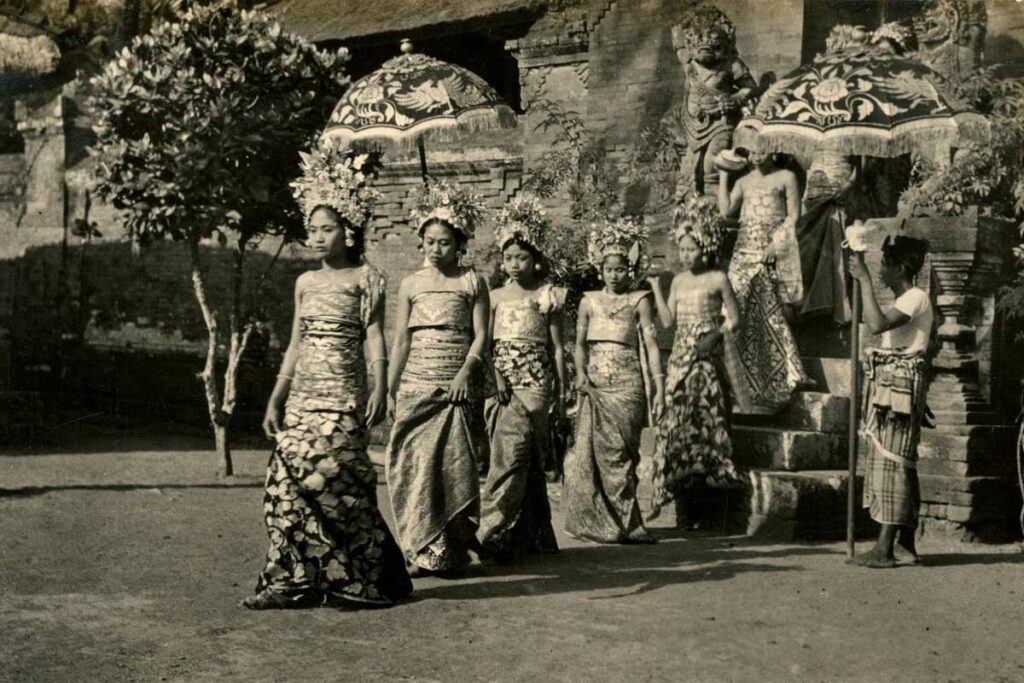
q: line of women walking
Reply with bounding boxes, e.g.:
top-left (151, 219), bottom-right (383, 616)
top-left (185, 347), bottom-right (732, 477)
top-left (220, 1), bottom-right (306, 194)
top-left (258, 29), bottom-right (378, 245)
top-left (241, 140), bottom-right (930, 610)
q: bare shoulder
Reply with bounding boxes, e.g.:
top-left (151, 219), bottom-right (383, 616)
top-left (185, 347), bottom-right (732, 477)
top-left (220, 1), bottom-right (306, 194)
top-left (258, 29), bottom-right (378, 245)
top-left (473, 269), bottom-right (490, 297)
top-left (294, 269), bottom-right (315, 292)
top-left (777, 168), bottom-right (798, 185)
top-left (396, 272), bottom-right (418, 297)
top-left (709, 269), bottom-right (730, 288)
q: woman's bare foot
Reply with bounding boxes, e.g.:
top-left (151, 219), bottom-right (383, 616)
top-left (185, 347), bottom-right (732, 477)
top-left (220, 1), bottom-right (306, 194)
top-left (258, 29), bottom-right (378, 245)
top-left (624, 529), bottom-right (659, 545)
top-left (241, 589), bottom-right (317, 610)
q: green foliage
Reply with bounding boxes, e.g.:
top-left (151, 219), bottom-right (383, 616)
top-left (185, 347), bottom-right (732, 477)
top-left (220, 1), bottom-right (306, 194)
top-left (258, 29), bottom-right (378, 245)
top-left (519, 99), bottom-right (621, 331)
top-left (523, 99), bottom-right (620, 222)
top-left (625, 123), bottom-right (682, 211)
top-left (896, 67), bottom-right (1024, 330)
top-left (898, 67), bottom-right (1024, 220)
top-left (87, 1), bottom-right (351, 249)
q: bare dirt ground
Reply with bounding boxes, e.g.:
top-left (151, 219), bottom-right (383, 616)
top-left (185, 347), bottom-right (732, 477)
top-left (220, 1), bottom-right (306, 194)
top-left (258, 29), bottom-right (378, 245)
top-left (2, 424), bottom-right (1024, 683)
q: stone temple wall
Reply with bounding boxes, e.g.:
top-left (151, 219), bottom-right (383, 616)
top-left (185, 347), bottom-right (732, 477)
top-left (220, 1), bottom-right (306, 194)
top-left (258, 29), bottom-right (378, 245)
top-left (1, 1), bottom-right (1024, 485)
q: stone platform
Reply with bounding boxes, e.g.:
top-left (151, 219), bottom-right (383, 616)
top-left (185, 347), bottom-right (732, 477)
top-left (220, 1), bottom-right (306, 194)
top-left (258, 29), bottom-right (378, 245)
top-left (640, 382), bottom-right (1021, 544)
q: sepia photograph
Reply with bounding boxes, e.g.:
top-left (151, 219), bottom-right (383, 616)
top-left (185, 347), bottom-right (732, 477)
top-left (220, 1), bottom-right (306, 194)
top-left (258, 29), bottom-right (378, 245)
top-left (1, 0), bottom-right (1023, 680)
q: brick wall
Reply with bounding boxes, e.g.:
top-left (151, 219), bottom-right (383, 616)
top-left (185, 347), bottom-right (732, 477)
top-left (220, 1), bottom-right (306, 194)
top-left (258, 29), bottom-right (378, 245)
top-left (365, 156), bottom-right (524, 328)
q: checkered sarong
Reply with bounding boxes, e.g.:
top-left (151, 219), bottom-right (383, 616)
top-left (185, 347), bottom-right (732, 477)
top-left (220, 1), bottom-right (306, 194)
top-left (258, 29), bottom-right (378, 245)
top-left (864, 444), bottom-right (921, 527)
top-left (860, 350), bottom-right (927, 527)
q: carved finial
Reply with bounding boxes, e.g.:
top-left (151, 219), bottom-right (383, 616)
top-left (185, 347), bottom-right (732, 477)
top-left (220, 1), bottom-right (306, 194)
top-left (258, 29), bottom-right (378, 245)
top-left (400, 39), bottom-right (414, 54)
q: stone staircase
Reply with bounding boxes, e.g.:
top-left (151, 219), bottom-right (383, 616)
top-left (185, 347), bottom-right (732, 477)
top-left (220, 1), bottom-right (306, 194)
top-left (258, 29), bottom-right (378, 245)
top-left (693, 365), bottom-right (1021, 543)
top-left (727, 387), bottom-right (864, 541)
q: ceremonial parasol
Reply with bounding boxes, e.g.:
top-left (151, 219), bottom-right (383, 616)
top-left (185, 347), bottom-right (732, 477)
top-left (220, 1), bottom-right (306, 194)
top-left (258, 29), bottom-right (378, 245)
top-left (321, 39), bottom-right (518, 180)
top-left (735, 48), bottom-right (990, 557)
top-left (736, 52), bottom-right (989, 161)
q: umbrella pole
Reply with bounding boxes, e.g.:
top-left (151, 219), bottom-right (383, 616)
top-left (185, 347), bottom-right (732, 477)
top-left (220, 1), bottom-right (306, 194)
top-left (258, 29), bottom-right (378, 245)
top-left (417, 137), bottom-right (429, 183)
top-left (847, 277), bottom-right (862, 558)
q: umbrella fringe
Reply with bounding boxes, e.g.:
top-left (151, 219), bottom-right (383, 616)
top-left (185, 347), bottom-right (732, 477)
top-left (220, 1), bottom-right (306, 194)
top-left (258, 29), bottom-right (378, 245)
top-left (321, 107), bottom-right (518, 153)
top-left (748, 115), bottom-right (990, 159)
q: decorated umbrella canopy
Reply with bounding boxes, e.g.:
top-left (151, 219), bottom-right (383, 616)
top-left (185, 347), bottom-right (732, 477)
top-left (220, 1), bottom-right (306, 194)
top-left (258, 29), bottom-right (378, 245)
top-left (736, 52), bottom-right (989, 161)
top-left (734, 41), bottom-right (990, 558)
top-left (321, 39), bottom-right (517, 179)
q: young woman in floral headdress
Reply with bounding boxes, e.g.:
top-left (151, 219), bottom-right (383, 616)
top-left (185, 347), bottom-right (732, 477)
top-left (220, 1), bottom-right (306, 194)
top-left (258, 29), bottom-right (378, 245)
top-left (563, 217), bottom-right (665, 544)
top-left (477, 193), bottom-right (566, 564)
top-left (647, 194), bottom-right (748, 528)
top-left (385, 180), bottom-right (491, 577)
top-left (244, 142), bottom-right (412, 610)
top-left (719, 148), bottom-right (812, 413)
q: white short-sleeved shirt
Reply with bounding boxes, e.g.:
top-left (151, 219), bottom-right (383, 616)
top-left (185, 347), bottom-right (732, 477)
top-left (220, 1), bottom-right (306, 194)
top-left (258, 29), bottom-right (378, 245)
top-left (881, 287), bottom-right (933, 354)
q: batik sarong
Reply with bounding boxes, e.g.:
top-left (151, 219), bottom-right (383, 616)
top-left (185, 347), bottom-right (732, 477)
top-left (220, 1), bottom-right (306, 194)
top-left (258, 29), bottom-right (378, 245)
top-left (254, 266), bottom-right (412, 606)
top-left (564, 342), bottom-right (649, 543)
top-left (728, 186), bottom-right (812, 413)
top-left (386, 276), bottom-right (486, 572)
top-left (648, 286), bottom-right (740, 520)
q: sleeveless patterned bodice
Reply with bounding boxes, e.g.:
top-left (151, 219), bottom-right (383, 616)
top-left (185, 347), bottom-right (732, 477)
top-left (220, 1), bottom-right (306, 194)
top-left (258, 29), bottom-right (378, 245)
top-left (585, 290), bottom-right (648, 346)
top-left (493, 298), bottom-right (548, 343)
top-left (492, 285), bottom-right (565, 390)
top-left (804, 150), bottom-right (854, 203)
top-left (408, 291), bottom-right (474, 331)
top-left (675, 285), bottom-right (722, 328)
top-left (402, 269), bottom-right (482, 393)
top-left (493, 284), bottom-right (564, 343)
top-left (736, 186), bottom-right (786, 253)
top-left (291, 265), bottom-right (385, 411)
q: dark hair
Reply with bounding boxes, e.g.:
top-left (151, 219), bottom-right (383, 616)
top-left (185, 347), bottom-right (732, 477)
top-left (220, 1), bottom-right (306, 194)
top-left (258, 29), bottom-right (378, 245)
top-left (419, 218), bottom-right (467, 255)
top-left (882, 235), bottom-right (928, 278)
top-left (308, 205), bottom-right (364, 264)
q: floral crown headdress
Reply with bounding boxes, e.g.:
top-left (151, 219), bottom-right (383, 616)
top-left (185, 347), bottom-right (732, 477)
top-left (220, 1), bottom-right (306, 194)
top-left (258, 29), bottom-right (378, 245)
top-left (588, 215), bottom-right (650, 276)
top-left (409, 180), bottom-right (485, 241)
top-left (291, 140), bottom-right (383, 228)
top-left (494, 193), bottom-right (549, 254)
top-left (673, 194), bottom-right (723, 256)
top-left (870, 22), bottom-right (913, 53)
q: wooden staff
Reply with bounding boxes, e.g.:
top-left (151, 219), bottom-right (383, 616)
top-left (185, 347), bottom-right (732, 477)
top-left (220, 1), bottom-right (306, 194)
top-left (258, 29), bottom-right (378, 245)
top-left (847, 276), bottom-right (862, 558)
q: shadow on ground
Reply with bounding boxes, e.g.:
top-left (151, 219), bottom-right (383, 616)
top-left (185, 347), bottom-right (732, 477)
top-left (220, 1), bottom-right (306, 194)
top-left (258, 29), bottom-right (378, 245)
top-left (413, 537), bottom-right (837, 602)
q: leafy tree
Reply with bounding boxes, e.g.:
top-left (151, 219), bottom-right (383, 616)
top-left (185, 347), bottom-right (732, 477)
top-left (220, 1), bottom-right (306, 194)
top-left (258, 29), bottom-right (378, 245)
top-left (87, 2), bottom-right (350, 475)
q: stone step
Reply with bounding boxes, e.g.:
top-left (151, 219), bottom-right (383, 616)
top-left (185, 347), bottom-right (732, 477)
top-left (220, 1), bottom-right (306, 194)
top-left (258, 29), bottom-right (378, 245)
top-left (919, 474), bottom-right (1020, 511)
top-left (735, 391), bottom-right (851, 434)
top-left (929, 409), bottom-right (1001, 425)
top-left (801, 357), bottom-right (851, 397)
top-left (689, 469), bottom-right (872, 542)
top-left (925, 396), bottom-right (990, 411)
top-left (693, 469), bottom-right (1022, 543)
top-left (918, 426), bottom-right (1017, 470)
top-left (732, 426), bottom-right (846, 471)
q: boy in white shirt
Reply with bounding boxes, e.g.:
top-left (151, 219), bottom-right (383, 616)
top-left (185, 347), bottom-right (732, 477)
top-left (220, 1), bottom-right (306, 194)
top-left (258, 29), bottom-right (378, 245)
top-left (848, 236), bottom-right (933, 568)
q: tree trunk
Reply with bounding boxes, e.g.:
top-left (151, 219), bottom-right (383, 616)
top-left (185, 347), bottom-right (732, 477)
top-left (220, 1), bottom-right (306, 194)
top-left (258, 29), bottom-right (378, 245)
top-left (214, 421), bottom-right (233, 477)
top-left (221, 241), bottom-right (254, 474)
top-left (188, 236), bottom-right (234, 477)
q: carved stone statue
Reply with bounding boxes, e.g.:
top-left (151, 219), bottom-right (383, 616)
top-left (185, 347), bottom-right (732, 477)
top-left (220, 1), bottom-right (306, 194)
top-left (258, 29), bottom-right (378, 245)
top-left (912, 0), bottom-right (987, 85)
top-left (663, 3), bottom-right (758, 197)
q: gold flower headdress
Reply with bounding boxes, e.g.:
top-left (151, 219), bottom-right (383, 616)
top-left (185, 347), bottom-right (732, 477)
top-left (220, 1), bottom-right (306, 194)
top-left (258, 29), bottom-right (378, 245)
top-left (494, 193), bottom-right (548, 253)
top-left (673, 194), bottom-right (723, 256)
top-left (409, 180), bottom-right (485, 241)
top-left (587, 215), bottom-right (650, 276)
top-left (290, 140), bottom-right (383, 227)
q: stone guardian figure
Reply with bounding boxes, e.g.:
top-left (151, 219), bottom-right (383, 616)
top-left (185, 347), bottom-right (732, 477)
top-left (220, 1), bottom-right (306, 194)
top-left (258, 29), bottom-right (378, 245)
top-left (663, 3), bottom-right (758, 198)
